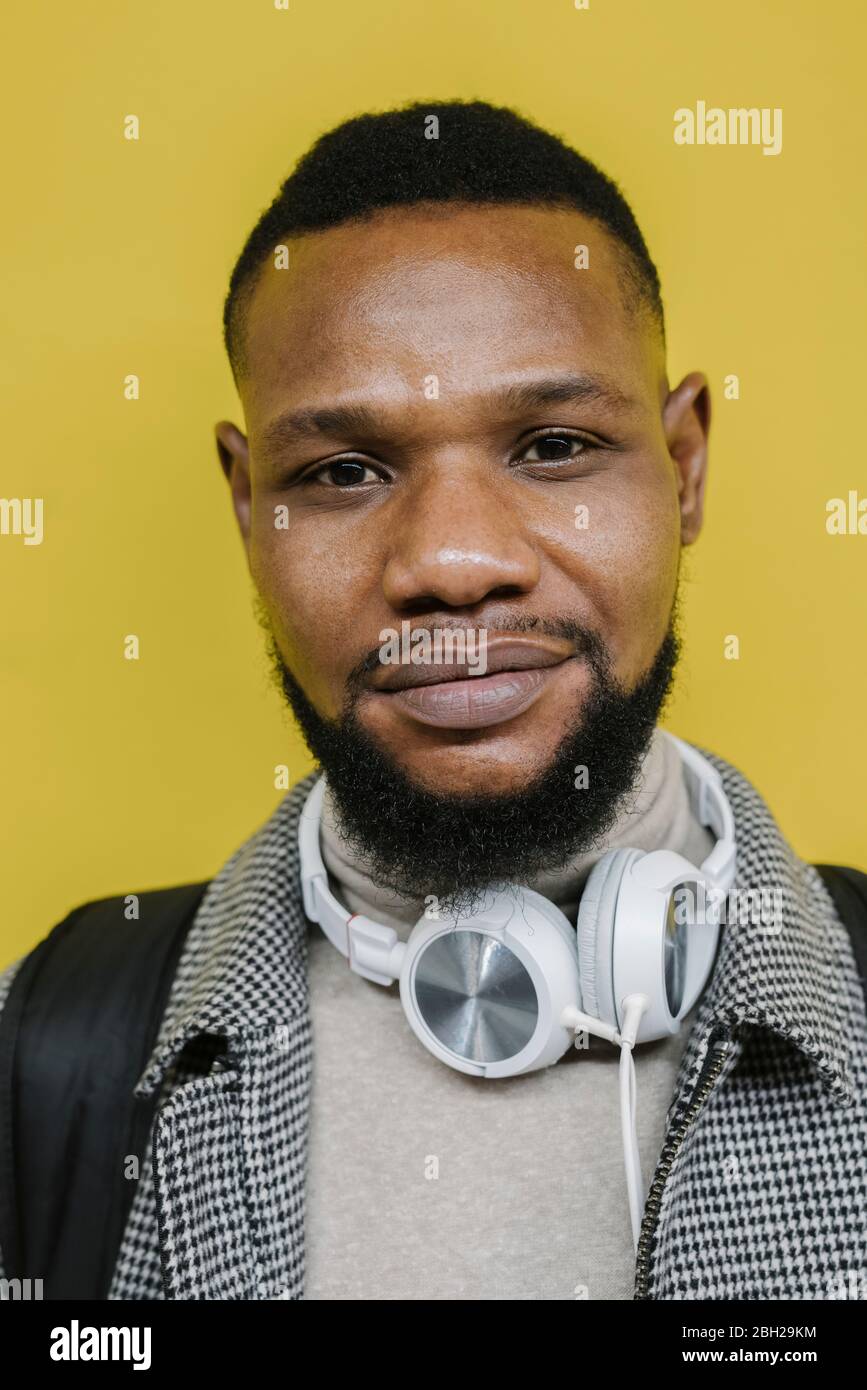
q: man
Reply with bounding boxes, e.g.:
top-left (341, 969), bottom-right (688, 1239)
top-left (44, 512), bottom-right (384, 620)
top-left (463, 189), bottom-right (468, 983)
top-left (1, 100), bottom-right (865, 1302)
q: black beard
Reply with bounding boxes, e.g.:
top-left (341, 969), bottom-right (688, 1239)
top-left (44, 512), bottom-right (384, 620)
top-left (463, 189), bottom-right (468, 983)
top-left (266, 615), bottom-right (680, 917)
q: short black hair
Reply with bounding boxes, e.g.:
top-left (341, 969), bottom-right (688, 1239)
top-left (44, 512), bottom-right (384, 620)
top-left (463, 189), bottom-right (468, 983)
top-left (223, 98), bottom-right (664, 382)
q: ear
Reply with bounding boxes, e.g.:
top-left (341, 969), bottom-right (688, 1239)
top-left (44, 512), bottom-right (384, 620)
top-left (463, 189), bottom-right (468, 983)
top-left (215, 420), bottom-right (252, 547)
top-left (662, 372), bottom-right (710, 545)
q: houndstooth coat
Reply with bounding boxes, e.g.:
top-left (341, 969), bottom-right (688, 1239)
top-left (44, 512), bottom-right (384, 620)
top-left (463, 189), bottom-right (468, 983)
top-left (1, 746), bottom-right (865, 1300)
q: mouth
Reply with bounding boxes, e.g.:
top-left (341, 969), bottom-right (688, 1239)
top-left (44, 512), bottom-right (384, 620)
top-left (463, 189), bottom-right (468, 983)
top-left (367, 634), bottom-right (577, 730)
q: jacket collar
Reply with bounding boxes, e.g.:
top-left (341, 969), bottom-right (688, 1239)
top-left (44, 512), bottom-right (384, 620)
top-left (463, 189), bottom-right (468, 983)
top-left (680, 749), bottom-right (854, 1106)
top-left (136, 751), bottom-right (854, 1107)
top-left (136, 775), bottom-right (317, 1101)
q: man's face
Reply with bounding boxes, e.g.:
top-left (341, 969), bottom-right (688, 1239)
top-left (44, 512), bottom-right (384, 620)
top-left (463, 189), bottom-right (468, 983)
top-left (217, 202), bottom-right (708, 801)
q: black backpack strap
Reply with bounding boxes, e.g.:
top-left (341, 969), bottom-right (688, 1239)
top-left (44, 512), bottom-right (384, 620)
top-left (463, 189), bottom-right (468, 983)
top-left (815, 864), bottom-right (867, 1002)
top-left (0, 881), bottom-right (209, 1300)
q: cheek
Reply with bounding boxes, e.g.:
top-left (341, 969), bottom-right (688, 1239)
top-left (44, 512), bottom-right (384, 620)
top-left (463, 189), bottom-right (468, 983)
top-left (248, 505), bottom-right (373, 716)
top-left (609, 481), bottom-right (682, 670)
top-left (542, 466), bottom-right (681, 672)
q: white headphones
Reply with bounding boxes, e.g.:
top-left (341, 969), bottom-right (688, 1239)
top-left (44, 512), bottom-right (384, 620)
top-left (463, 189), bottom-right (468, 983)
top-left (298, 731), bottom-right (736, 1244)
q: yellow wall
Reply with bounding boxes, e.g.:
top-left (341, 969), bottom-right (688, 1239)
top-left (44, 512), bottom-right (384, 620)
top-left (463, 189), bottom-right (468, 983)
top-left (2, 0), bottom-right (864, 968)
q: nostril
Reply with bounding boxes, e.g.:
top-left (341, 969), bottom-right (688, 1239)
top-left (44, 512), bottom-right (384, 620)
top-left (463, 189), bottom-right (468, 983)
top-left (488, 582), bottom-right (530, 600)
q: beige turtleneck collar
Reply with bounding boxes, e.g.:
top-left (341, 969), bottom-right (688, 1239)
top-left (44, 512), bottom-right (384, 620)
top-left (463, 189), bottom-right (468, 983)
top-left (318, 726), bottom-right (715, 941)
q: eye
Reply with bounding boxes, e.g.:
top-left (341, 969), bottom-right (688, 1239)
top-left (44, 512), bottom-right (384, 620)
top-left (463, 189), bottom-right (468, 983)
top-left (520, 432), bottom-right (589, 463)
top-left (313, 459), bottom-right (381, 488)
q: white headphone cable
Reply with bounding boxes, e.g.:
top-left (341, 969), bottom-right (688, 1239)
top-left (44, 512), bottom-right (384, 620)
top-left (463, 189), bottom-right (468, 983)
top-left (561, 993), bottom-right (650, 1252)
top-left (618, 994), bottom-right (651, 1250)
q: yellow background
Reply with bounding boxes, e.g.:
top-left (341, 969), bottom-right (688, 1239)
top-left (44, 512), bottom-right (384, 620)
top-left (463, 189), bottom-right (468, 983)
top-left (2, 0), bottom-right (865, 968)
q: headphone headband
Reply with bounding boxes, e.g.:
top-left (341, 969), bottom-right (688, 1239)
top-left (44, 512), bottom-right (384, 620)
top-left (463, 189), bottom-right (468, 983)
top-left (299, 775), bottom-right (351, 955)
top-left (664, 734), bottom-right (736, 891)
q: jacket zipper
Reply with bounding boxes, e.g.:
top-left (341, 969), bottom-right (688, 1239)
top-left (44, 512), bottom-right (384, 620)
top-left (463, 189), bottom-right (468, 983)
top-left (634, 1025), bottom-right (733, 1299)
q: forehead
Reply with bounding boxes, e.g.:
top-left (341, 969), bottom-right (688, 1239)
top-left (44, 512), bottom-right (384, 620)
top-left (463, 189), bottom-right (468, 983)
top-left (239, 202), bottom-right (663, 422)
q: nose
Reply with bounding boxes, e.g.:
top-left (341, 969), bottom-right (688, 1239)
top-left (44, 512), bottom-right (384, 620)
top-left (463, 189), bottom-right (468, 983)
top-left (381, 469), bottom-right (541, 611)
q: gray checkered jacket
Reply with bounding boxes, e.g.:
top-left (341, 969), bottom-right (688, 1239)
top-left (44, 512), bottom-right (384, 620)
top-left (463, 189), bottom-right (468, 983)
top-left (1, 748), bottom-right (865, 1300)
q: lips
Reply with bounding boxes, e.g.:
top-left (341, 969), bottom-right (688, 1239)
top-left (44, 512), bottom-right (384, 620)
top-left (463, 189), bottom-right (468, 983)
top-left (369, 633), bottom-right (576, 730)
top-left (392, 666), bottom-right (560, 728)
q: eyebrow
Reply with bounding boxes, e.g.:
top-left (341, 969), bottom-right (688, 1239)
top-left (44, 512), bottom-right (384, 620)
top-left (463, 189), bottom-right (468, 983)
top-left (258, 372), bottom-right (638, 456)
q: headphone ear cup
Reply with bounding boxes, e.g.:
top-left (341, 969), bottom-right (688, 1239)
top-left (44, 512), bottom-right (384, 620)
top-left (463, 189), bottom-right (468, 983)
top-left (576, 848), bottom-right (636, 1026)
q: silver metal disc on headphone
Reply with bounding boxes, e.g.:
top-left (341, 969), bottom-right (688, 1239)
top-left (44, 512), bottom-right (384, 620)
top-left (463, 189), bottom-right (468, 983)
top-left (664, 889), bottom-right (689, 1017)
top-left (412, 930), bottom-right (539, 1064)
